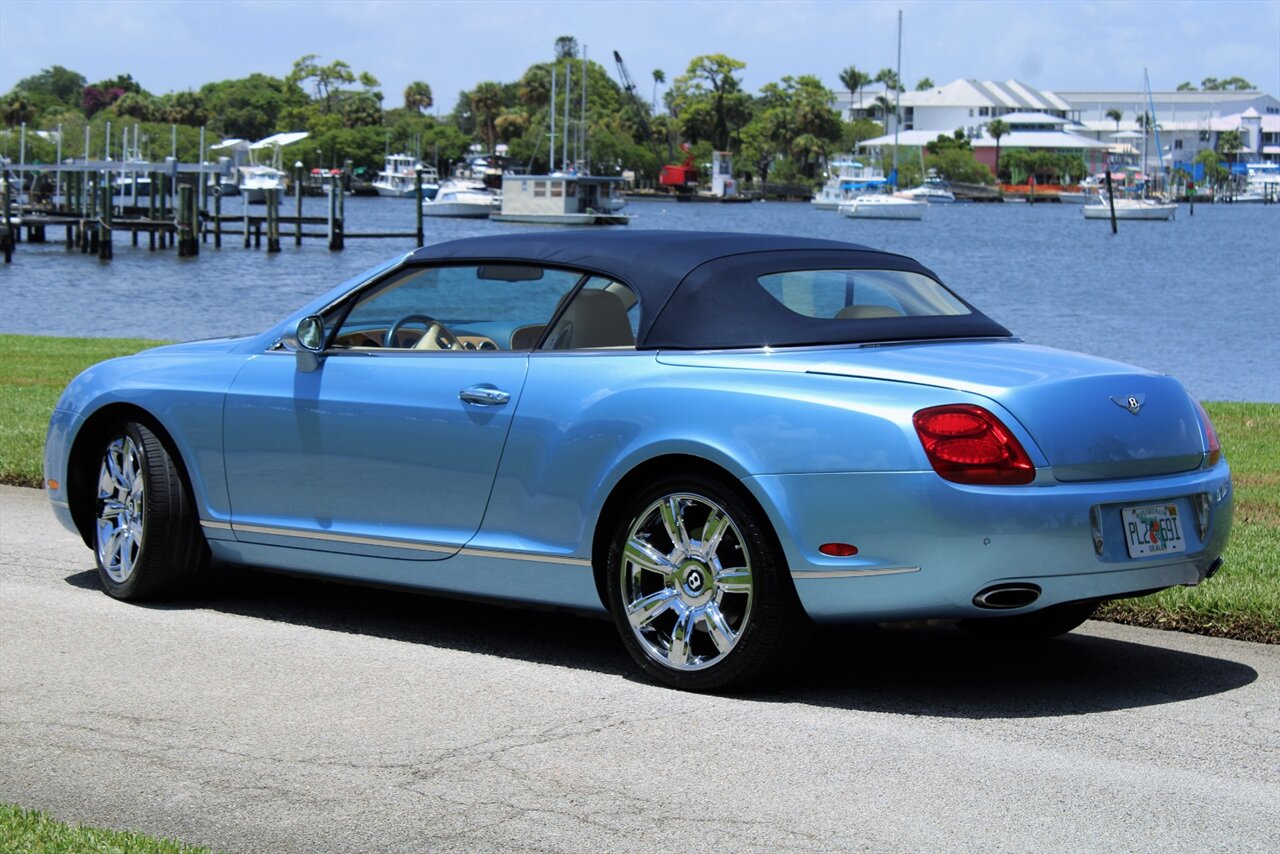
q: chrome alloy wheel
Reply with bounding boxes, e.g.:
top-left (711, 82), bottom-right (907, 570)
top-left (96, 436), bottom-right (146, 583)
top-left (621, 493), bottom-right (754, 671)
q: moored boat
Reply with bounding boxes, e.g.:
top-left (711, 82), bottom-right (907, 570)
top-left (372, 153), bottom-right (439, 198)
top-left (491, 174), bottom-right (630, 225)
top-left (1082, 196), bottom-right (1176, 220)
top-left (422, 180), bottom-right (500, 218)
top-left (811, 158), bottom-right (888, 209)
top-left (894, 173), bottom-right (956, 204)
top-left (839, 193), bottom-right (926, 220)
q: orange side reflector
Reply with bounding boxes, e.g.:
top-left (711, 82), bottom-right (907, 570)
top-left (47, 480), bottom-right (59, 491)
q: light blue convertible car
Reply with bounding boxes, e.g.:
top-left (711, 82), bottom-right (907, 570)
top-left (44, 232), bottom-right (1233, 690)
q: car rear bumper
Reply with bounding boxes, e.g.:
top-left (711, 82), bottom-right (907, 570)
top-left (746, 464), bottom-right (1233, 623)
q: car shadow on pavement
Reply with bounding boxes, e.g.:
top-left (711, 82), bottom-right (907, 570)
top-left (753, 622), bottom-right (1259, 718)
top-left (65, 565), bottom-right (1258, 715)
top-left (64, 563), bottom-right (633, 678)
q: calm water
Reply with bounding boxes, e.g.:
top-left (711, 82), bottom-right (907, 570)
top-left (2, 195), bottom-right (1277, 401)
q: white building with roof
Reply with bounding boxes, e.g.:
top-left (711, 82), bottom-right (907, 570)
top-left (831, 78), bottom-right (1280, 175)
top-left (1059, 90), bottom-right (1280, 167)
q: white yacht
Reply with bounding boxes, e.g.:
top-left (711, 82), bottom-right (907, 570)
top-left (894, 173), bottom-right (955, 204)
top-left (838, 193), bottom-right (926, 220)
top-left (422, 180), bottom-right (500, 218)
top-left (812, 158), bottom-right (888, 209)
top-left (373, 153), bottom-right (439, 198)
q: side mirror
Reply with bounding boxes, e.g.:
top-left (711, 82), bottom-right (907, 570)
top-left (282, 315), bottom-right (325, 372)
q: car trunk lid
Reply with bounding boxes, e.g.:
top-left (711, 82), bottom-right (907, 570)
top-left (658, 340), bottom-right (1206, 481)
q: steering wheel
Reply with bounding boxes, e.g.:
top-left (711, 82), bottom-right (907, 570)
top-left (384, 314), bottom-right (458, 350)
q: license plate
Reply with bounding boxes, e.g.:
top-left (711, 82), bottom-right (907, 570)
top-left (1121, 503), bottom-right (1186, 558)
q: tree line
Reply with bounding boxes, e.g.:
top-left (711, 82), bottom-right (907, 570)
top-left (2, 46), bottom-right (1259, 189)
top-left (0, 43), bottom-right (947, 186)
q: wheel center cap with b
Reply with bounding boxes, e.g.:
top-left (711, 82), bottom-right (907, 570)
top-left (679, 561), bottom-right (711, 601)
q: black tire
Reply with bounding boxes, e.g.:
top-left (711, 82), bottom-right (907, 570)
top-left (605, 472), bottom-right (807, 692)
top-left (92, 420), bottom-right (209, 600)
top-left (958, 599), bottom-right (1100, 641)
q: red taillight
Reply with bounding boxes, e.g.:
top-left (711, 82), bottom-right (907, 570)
top-left (913, 404), bottom-right (1035, 485)
top-left (1193, 399), bottom-right (1222, 467)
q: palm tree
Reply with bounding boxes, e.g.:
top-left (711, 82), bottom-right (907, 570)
top-left (872, 94), bottom-right (894, 122)
top-left (469, 82), bottom-right (504, 154)
top-left (404, 81), bottom-right (433, 114)
top-left (652, 69), bottom-right (665, 113)
top-left (1105, 108), bottom-right (1122, 132)
top-left (1, 92), bottom-right (36, 127)
top-left (1217, 129), bottom-right (1244, 164)
top-left (873, 68), bottom-right (901, 95)
top-left (839, 65), bottom-right (870, 115)
top-left (986, 118), bottom-right (1010, 181)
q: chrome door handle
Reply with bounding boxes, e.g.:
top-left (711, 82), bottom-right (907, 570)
top-left (459, 386), bottom-right (511, 406)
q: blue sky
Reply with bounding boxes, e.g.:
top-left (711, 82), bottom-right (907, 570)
top-left (1, 0), bottom-right (1277, 113)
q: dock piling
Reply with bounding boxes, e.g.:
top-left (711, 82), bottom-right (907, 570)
top-left (267, 188), bottom-right (281, 253)
top-left (1104, 170), bottom-right (1117, 234)
top-left (415, 167), bottom-right (425, 247)
top-left (295, 163), bottom-right (303, 247)
top-left (98, 176), bottom-right (113, 260)
top-left (178, 185), bottom-right (198, 257)
top-left (2, 177), bottom-right (12, 263)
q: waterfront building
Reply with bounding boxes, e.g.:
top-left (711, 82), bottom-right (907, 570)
top-left (1060, 90), bottom-right (1280, 168)
top-left (833, 77), bottom-right (1280, 176)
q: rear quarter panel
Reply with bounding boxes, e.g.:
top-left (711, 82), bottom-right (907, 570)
top-left (477, 351), bottom-right (1003, 558)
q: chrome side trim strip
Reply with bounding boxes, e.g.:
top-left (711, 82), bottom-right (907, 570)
top-left (792, 566), bottom-right (920, 579)
top-left (218, 521), bottom-right (591, 567)
top-left (231, 523), bottom-right (458, 555)
top-left (201, 520), bottom-right (233, 531)
top-left (460, 546), bottom-right (592, 567)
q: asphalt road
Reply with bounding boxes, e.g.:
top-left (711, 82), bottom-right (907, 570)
top-left (2, 484), bottom-right (1277, 852)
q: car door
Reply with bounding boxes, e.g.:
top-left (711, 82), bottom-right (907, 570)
top-left (222, 263), bottom-right (584, 560)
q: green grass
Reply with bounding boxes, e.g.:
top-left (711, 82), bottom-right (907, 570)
top-left (0, 334), bottom-right (165, 488)
top-left (0, 804), bottom-right (212, 853)
top-left (0, 334), bottom-right (1275, 642)
top-left (1097, 402), bottom-right (1280, 643)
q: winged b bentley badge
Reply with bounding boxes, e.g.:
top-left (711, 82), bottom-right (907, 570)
top-left (1111, 394), bottom-right (1146, 415)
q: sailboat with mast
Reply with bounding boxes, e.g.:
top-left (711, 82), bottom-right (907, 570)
top-left (1084, 69), bottom-right (1175, 221)
top-left (840, 10), bottom-right (926, 220)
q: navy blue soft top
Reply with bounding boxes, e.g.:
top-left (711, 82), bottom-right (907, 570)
top-left (408, 230), bottom-right (1011, 349)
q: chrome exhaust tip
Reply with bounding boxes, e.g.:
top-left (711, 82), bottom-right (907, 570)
top-left (973, 583), bottom-right (1042, 610)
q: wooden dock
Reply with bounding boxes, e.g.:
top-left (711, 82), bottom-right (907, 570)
top-left (1, 159), bottom-right (434, 263)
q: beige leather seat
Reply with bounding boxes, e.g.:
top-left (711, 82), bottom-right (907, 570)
top-left (546, 289), bottom-right (636, 349)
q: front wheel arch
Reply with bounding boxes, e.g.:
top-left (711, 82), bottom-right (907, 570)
top-left (67, 404), bottom-right (196, 549)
